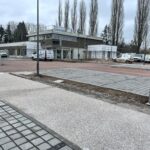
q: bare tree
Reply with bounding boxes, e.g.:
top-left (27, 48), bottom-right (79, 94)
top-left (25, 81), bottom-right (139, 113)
top-left (64, 0), bottom-right (70, 31)
top-left (134, 0), bottom-right (150, 53)
top-left (58, 0), bottom-right (62, 27)
top-left (79, 0), bottom-right (86, 34)
top-left (71, 0), bottom-right (77, 32)
top-left (89, 0), bottom-right (98, 36)
top-left (110, 0), bottom-right (124, 46)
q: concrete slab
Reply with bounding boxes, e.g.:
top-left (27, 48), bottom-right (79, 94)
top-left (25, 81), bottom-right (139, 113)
top-left (1, 73), bottom-right (150, 150)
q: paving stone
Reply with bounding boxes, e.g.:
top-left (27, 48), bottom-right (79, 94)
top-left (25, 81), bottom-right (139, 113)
top-left (0, 132), bottom-right (6, 139)
top-left (0, 122), bottom-right (9, 128)
top-left (10, 133), bottom-right (22, 140)
top-left (59, 146), bottom-right (73, 150)
top-left (9, 119), bottom-right (18, 124)
top-left (48, 138), bottom-right (61, 146)
top-left (25, 134), bottom-right (37, 140)
top-left (31, 138), bottom-right (44, 146)
top-left (22, 119), bottom-right (32, 125)
top-left (42, 134), bottom-right (53, 141)
top-left (18, 117), bottom-right (27, 122)
top-left (38, 143), bottom-right (51, 150)
top-left (17, 126), bottom-right (27, 132)
top-left (14, 137), bottom-right (27, 145)
top-left (0, 137), bottom-right (11, 145)
top-left (19, 142), bottom-right (33, 150)
top-left (12, 122), bottom-right (22, 128)
top-left (21, 129), bottom-right (32, 136)
top-left (14, 114), bottom-right (23, 119)
top-left (26, 122), bottom-right (36, 128)
top-left (32, 126), bottom-right (41, 132)
top-left (6, 129), bottom-right (17, 135)
top-left (6, 117), bottom-right (15, 121)
top-left (0, 102), bottom-right (5, 106)
top-left (2, 125), bottom-right (13, 131)
top-left (2, 142), bottom-right (16, 150)
top-left (36, 130), bottom-right (47, 136)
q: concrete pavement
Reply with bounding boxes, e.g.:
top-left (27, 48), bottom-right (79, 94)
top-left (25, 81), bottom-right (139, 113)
top-left (1, 73), bottom-right (150, 150)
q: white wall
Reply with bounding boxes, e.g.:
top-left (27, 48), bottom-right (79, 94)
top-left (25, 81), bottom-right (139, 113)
top-left (73, 48), bottom-right (85, 59)
top-left (88, 45), bottom-right (117, 52)
top-left (89, 51), bottom-right (117, 60)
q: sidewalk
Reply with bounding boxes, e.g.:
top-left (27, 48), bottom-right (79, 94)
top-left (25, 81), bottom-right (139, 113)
top-left (1, 73), bottom-right (150, 150)
top-left (0, 101), bottom-right (78, 150)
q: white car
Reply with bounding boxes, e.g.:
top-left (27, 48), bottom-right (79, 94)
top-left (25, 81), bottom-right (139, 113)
top-left (115, 54), bottom-right (133, 63)
top-left (144, 55), bottom-right (150, 63)
top-left (133, 54), bottom-right (144, 62)
top-left (0, 52), bottom-right (8, 58)
top-left (32, 50), bottom-right (54, 61)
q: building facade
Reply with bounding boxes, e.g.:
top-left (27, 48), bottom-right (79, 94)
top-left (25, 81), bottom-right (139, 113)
top-left (0, 42), bottom-right (39, 57)
top-left (27, 27), bottom-right (103, 60)
top-left (88, 45), bottom-right (117, 60)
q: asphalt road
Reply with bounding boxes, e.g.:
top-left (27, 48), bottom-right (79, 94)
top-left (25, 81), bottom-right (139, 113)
top-left (1, 73), bottom-right (150, 150)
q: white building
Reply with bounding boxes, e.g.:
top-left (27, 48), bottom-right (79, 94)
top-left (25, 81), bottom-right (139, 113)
top-left (88, 45), bottom-right (117, 60)
top-left (0, 42), bottom-right (40, 57)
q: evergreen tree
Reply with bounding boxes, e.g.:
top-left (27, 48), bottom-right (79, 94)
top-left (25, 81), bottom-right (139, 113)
top-left (101, 25), bottom-right (112, 44)
top-left (0, 25), bottom-right (5, 43)
top-left (4, 24), bottom-right (12, 43)
top-left (14, 22), bottom-right (28, 42)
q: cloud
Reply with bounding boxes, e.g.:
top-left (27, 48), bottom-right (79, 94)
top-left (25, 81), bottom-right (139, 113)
top-left (0, 0), bottom-right (137, 43)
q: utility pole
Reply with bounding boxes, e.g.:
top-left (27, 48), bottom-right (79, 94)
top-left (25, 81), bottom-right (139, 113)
top-left (37, 0), bottom-right (40, 76)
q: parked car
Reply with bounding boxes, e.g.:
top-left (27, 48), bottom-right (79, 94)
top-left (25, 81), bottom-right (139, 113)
top-left (0, 52), bottom-right (8, 58)
top-left (114, 53), bottom-right (133, 63)
top-left (133, 54), bottom-right (144, 62)
top-left (32, 49), bottom-right (54, 61)
top-left (144, 55), bottom-right (150, 63)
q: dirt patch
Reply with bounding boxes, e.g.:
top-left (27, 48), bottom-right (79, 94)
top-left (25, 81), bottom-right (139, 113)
top-left (13, 73), bottom-right (148, 107)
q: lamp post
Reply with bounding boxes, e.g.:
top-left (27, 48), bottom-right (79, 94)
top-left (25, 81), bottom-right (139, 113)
top-left (36, 0), bottom-right (40, 76)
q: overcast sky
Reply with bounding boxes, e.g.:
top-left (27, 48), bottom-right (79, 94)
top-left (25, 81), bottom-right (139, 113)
top-left (0, 0), bottom-right (137, 43)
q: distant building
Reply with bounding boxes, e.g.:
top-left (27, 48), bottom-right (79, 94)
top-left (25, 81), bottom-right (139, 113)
top-left (27, 26), bottom-right (103, 60)
top-left (88, 45), bottom-right (117, 60)
top-left (0, 42), bottom-right (39, 57)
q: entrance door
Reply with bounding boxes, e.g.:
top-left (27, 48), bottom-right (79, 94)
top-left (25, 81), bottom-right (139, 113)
top-left (57, 50), bottom-right (61, 59)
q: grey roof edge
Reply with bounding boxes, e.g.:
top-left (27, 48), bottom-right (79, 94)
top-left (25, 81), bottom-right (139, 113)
top-left (27, 30), bottom-right (103, 41)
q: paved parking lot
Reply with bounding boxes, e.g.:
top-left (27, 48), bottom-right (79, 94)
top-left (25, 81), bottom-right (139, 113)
top-left (0, 101), bottom-right (80, 150)
top-left (1, 74), bottom-right (150, 150)
top-left (42, 68), bottom-right (150, 96)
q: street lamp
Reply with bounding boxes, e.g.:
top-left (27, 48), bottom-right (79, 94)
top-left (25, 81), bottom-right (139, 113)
top-left (36, 0), bottom-right (40, 76)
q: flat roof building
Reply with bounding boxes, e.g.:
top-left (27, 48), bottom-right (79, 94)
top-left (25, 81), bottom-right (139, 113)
top-left (0, 42), bottom-right (39, 57)
top-left (27, 26), bottom-right (103, 60)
